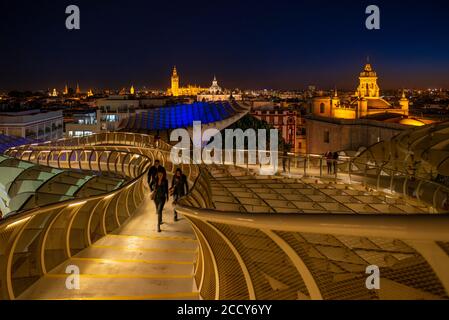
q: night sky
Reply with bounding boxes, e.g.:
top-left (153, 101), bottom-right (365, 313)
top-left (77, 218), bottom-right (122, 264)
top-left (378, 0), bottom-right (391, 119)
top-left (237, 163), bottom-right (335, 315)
top-left (1, 0), bottom-right (449, 91)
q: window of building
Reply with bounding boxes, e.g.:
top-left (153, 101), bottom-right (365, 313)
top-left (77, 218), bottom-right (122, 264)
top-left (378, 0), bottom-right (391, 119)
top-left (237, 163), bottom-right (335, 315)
top-left (72, 131), bottom-right (93, 137)
top-left (104, 114), bottom-right (118, 122)
top-left (320, 103), bottom-right (325, 114)
top-left (324, 130), bottom-right (330, 143)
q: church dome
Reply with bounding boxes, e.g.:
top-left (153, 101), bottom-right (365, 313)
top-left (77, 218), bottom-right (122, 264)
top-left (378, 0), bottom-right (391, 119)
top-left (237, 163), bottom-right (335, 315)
top-left (360, 63), bottom-right (377, 77)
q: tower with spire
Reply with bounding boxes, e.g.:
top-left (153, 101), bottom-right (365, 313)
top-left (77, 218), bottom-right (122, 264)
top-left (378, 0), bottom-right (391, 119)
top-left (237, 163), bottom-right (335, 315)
top-left (171, 66), bottom-right (179, 97)
top-left (356, 59), bottom-right (380, 98)
top-left (209, 75), bottom-right (222, 94)
top-left (130, 85), bottom-right (135, 95)
top-left (167, 66), bottom-right (208, 96)
top-left (399, 90), bottom-right (409, 116)
top-left (331, 87), bottom-right (340, 115)
top-left (76, 83), bottom-right (81, 95)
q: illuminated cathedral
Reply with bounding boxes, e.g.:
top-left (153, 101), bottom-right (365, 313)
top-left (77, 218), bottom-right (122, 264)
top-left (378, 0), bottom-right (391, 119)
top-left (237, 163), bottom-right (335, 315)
top-left (306, 60), bottom-right (430, 155)
top-left (167, 66), bottom-right (207, 97)
top-left (312, 62), bottom-right (409, 119)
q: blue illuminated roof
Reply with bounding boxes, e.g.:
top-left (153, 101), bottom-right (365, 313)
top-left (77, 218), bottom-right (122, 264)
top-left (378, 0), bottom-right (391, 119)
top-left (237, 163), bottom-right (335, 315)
top-left (0, 135), bottom-right (38, 154)
top-left (120, 101), bottom-right (239, 131)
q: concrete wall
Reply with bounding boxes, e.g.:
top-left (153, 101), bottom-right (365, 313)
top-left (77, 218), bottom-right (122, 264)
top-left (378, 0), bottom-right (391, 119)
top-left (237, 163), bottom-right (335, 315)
top-left (312, 97), bottom-right (332, 117)
top-left (306, 115), bottom-right (407, 154)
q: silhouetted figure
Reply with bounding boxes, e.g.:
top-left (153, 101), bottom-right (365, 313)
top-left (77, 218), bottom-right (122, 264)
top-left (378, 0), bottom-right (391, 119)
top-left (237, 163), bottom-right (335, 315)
top-left (171, 168), bottom-right (189, 222)
top-left (326, 151), bottom-right (333, 174)
top-left (153, 168), bottom-right (169, 233)
top-left (282, 149), bottom-right (288, 173)
top-left (148, 160), bottom-right (166, 191)
top-left (333, 152), bottom-right (339, 174)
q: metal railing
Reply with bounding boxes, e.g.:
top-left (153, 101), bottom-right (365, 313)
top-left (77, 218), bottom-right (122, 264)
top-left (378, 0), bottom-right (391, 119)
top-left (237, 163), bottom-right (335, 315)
top-left (251, 152), bottom-right (449, 213)
top-left (0, 132), bottom-right (199, 299)
top-left (176, 205), bottom-right (449, 300)
top-left (175, 153), bottom-right (449, 300)
top-left (1, 132), bottom-right (449, 300)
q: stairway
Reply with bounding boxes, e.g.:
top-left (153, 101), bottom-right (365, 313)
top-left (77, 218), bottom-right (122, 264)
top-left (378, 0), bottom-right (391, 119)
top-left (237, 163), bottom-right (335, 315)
top-left (17, 195), bottom-right (199, 300)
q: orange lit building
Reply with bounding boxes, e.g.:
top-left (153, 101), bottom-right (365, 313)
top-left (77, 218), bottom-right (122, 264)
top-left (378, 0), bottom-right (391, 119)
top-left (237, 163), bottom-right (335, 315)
top-left (312, 62), bottom-right (409, 120)
top-left (306, 61), bottom-right (432, 154)
top-left (167, 66), bottom-right (207, 97)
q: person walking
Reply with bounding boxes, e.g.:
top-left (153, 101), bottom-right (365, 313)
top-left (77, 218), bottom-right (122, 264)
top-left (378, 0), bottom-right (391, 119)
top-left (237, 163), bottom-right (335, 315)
top-left (333, 151), bottom-right (339, 175)
top-left (282, 149), bottom-right (289, 173)
top-left (171, 168), bottom-right (189, 222)
top-left (148, 160), bottom-right (166, 191)
top-left (326, 151), bottom-right (333, 174)
top-left (152, 167), bottom-right (169, 232)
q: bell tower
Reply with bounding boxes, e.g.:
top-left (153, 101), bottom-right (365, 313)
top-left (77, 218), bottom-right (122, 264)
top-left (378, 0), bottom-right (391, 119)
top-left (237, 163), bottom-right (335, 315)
top-left (357, 61), bottom-right (380, 98)
top-left (399, 90), bottom-right (409, 116)
top-left (171, 66), bottom-right (179, 97)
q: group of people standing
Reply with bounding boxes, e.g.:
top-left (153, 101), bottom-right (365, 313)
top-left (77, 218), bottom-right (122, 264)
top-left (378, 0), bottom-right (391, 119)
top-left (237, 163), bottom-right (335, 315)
top-left (147, 160), bottom-right (189, 232)
top-left (325, 151), bottom-right (339, 174)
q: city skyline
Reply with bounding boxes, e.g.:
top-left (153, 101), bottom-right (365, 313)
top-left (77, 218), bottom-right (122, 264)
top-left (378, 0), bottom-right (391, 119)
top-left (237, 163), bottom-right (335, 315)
top-left (3, 62), bottom-right (449, 94)
top-left (1, 0), bottom-right (449, 91)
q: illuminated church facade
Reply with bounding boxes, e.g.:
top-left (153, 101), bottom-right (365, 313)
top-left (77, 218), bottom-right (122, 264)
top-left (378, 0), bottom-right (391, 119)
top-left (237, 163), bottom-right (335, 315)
top-left (197, 76), bottom-right (243, 102)
top-left (312, 62), bottom-right (409, 119)
top-left (167, 66), bottom-right (207, 97)
top-left (305, 61), bottom-right (431, 155)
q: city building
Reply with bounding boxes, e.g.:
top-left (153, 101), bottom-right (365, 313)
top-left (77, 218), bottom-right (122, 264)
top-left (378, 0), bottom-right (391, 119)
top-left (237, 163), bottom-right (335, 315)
top-left (64, 96), bottom-right (140, 137)
top-left (311, 62), bottom-right (409, 119)
top-left (197, 76), bottom-right (242, 102)
top-left (167, 66), bottom-right (207, 97)
top-left (64, 95), bottom-right (179, 137)
top-left (64, 109), bottom-right (98, 137)
top-left (0, 109), bottom-right (63, 141)
top-left (251, 107), bottom-right (306, 154)
top-left (306, 61), bottom-right (432, 154)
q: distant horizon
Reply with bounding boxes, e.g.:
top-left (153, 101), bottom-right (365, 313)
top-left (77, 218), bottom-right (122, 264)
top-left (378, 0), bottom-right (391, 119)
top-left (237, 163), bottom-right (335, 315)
top-left (2, 61), bottom-right (449, 93)
top-left (1, 80), bottom-right (448, 94)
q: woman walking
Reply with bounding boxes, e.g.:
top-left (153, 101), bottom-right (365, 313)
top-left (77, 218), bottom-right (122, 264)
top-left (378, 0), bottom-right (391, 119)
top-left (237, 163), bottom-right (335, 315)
top-left (152, 167), bottom-right (169, 232)
top-left (171, 168), bottom-right (189, 222)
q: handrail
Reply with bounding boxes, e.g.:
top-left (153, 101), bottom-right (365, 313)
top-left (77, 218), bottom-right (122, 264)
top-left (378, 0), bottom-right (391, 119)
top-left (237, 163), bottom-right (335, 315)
top-left (1, 131), bottom-right (449, 300)
top-left (0, 132), bottom-right (202, 300)
top-left (176, 204), bottom-right (449, 300)
top-left (176, 206), bottom-right (449, 242)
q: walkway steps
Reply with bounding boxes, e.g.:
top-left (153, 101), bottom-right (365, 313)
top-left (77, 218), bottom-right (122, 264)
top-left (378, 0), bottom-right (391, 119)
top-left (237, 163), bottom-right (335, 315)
top-left (17, 195), bottom-right (199, 300)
